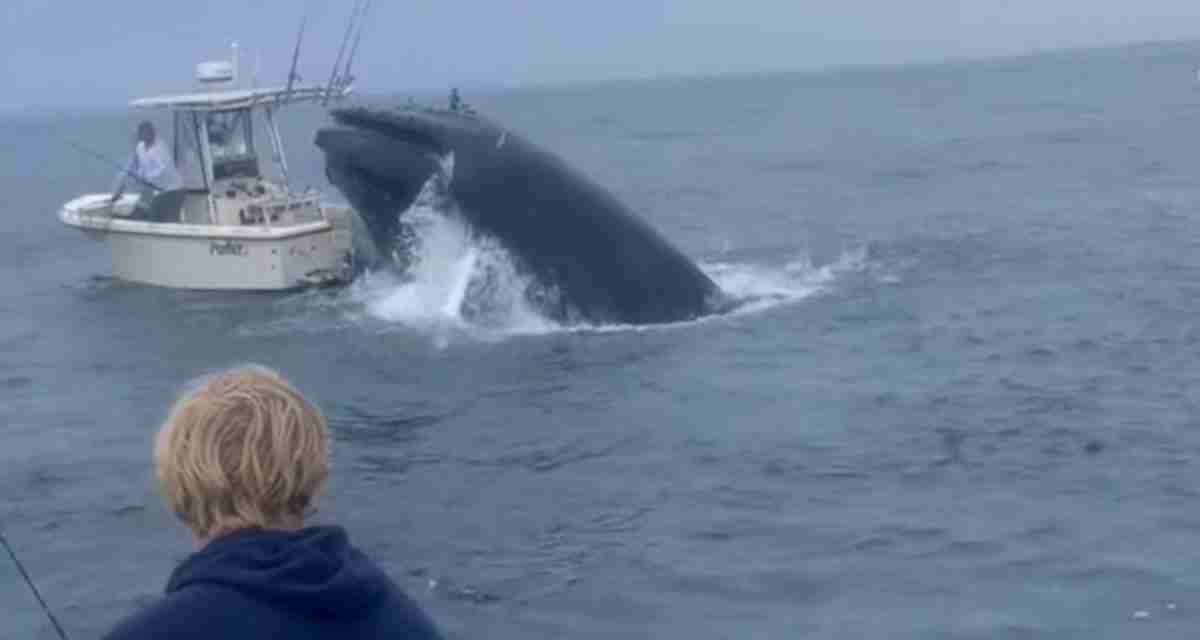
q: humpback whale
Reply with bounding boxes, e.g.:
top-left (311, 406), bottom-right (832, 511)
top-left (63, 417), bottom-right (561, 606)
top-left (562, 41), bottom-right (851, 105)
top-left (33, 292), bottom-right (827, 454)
top-left (314, 105), bottom-right (726, 325)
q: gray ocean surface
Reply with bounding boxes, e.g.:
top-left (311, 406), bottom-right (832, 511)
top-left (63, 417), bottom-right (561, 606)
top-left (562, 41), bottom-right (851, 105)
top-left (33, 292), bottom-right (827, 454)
top-left (6, 40), bottom-right (1200, 638)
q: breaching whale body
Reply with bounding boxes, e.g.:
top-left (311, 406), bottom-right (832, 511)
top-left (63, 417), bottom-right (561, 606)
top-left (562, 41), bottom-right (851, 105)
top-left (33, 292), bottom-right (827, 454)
top-left (314, 105), bottom-right (727, 325)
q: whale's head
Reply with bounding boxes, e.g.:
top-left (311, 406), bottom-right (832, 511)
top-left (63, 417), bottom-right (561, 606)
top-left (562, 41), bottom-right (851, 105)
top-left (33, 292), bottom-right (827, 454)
top-left (315, 103), bottom-right (725, 324)
top-left (315, 106), bottom-right (519, 253)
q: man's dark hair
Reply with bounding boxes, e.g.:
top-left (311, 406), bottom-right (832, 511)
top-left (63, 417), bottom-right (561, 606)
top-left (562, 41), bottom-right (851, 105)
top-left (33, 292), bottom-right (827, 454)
top-left (137, 121), bottom-right (156, 145)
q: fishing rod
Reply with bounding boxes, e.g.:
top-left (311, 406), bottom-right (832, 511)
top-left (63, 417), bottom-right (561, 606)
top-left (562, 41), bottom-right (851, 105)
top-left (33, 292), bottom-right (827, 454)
top-left (0, 528), bottom-right (71, 640)
top-left (63, 139), bottom-right (165, 194)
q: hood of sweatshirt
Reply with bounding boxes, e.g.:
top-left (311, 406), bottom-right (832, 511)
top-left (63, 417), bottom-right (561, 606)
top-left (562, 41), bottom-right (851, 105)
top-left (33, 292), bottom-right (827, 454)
top-left (167, 526), bottom-right (389, 620)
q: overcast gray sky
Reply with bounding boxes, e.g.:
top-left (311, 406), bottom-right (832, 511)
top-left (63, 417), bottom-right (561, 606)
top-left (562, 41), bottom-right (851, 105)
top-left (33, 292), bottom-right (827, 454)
top-left (5, 1), bottom-right (1200, 110)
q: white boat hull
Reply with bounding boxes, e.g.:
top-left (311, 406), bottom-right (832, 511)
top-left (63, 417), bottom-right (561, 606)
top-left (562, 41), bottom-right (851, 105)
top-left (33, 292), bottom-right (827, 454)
top-left (60, 194), bottom-right (352, 291)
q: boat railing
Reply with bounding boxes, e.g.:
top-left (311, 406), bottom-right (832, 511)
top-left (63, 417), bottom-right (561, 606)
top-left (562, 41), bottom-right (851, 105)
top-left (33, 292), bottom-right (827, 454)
top-left (236, 190), bottom-right (325, 229)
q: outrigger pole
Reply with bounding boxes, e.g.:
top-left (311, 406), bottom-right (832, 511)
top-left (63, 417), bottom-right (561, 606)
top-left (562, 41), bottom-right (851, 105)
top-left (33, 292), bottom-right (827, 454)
top-left (342, 0), bottom-right (372, 86)
top-left (323, 0), bottom-right (371, 106)
top-left (282, 14), bottom-right (307, 104)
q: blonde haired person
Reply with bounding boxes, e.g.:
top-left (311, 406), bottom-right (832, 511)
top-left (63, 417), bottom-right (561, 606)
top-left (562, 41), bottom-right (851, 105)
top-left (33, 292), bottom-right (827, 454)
top-left (103, 365), bottom-right (443, 640)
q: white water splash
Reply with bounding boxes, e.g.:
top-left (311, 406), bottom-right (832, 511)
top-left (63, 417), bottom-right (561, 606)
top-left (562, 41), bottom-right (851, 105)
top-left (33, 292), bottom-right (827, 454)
top-left (252, 234), bottom-right (872, 345)
top-left (350, 173), bottom-right (559, 343)
top-left (702, 246), bottom-right (868, 317)
top-left (248, 171), bottom-right (872, 343)
top-left (350, 199), bottom-right (869, 342)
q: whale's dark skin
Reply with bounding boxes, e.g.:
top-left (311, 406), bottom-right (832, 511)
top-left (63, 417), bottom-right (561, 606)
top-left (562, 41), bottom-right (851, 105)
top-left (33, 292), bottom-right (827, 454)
top-left (314, 105), bottom-right (725, 325)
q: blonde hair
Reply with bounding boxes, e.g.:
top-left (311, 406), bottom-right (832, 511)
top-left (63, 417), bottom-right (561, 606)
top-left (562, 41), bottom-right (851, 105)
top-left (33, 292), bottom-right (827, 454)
top-left (154, 365), bottom-right (329, 539)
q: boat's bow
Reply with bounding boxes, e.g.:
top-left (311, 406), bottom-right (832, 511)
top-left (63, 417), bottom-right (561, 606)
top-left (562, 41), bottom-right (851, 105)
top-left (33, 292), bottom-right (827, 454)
top-left (59, 194), bottom-right (140, 232)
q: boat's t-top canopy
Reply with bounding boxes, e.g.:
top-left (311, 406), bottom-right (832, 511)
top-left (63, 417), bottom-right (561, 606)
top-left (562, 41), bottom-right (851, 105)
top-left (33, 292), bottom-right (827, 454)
top-left (130, 85), bottom-right (343, 112)
top-left (132, 82), bottom-right (348, 190)
top-left (120, 48), bottom-right (356, 198)
top-left (133, 55), bottom-right (352, 111)
top-left (118, 12), bottom-right (363, 213)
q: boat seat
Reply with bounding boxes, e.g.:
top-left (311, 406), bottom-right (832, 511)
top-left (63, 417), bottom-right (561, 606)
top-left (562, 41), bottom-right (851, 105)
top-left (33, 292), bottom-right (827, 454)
top-left (131, 189), bottom-right (188, 223)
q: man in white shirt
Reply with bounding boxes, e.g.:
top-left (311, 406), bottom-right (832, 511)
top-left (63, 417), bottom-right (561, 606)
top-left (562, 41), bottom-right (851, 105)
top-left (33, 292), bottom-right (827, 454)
top-left (110, 121), bottom-right (183, 204)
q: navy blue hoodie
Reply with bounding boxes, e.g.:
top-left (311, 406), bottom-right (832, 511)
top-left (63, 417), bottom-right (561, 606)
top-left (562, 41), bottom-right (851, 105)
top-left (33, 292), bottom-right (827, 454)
top-left (103, 526), bottom-right (443, 640)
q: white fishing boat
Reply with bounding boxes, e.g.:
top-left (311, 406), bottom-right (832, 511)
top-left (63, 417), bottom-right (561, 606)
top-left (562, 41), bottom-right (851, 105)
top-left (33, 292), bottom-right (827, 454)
top-left (59, 45), bottom-right (359, 290)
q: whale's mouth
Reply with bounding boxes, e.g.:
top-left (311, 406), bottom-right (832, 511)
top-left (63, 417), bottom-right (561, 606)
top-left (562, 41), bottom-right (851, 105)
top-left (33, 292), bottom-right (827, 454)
top-left (315, 106), bottom-right (470, 199)
top-left (315, 124), bottom-right (441, 181)
top-left (316, 107), bottom-right (463, 259)
top-left (324, 106), bottom-right (454, 156)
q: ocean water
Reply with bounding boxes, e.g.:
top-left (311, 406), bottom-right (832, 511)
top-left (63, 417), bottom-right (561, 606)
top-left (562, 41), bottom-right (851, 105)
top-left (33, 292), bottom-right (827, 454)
top-left (6, 40), bottom-right (1200, 638)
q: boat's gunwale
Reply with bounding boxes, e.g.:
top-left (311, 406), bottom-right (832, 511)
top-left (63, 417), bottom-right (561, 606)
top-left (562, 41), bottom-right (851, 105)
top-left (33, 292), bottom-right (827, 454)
top-left (60, 194), bottom-right (335, 242)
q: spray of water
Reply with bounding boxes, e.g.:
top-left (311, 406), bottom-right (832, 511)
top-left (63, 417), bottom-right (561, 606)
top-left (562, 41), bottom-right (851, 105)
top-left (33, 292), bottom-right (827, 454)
top-left (704, 245), bottom-right (870, 317)
top-left (252, 165), bottom-right (874, 343)
top-left (351, 196), bottom-right (870, 343)
top-left (351, 169), bottom-right (559, 343)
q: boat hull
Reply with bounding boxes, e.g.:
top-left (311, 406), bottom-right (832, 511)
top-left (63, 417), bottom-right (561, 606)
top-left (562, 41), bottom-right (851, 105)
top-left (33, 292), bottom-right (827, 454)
top-left (60, 194), bottom-right (351, 291)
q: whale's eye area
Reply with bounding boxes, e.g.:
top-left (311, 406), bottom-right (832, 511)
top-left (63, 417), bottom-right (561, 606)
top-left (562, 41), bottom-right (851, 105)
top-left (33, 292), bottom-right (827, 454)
top-left (330, 110), bottom-right (445, 155)
top-left (377, 128), bottom-right (442, 154)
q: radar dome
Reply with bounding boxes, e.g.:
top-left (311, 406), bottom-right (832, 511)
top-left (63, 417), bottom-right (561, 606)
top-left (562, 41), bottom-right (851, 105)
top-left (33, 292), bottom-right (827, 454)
top-left (196, 61), bottom-right (235, 84)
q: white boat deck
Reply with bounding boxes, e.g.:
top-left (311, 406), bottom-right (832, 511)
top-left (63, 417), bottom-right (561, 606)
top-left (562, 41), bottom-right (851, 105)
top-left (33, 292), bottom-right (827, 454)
top-left (61, 194), bottom-right (332, 240)
top-left (59, 193), bottom-right (353, 291)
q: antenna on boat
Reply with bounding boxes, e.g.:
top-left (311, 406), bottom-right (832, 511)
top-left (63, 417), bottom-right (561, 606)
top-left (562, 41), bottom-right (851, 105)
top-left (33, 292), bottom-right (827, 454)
top-left (231, 41), bottom-right (240, 88)
top-left (283, 14), bottom-right (307, 104)
top-left (323, 0), bottom-right (370, 105)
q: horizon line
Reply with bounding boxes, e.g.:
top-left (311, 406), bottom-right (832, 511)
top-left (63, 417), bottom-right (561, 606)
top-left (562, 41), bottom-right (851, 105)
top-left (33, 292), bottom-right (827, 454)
top-left (4, 35), bottom-right (1198, 116)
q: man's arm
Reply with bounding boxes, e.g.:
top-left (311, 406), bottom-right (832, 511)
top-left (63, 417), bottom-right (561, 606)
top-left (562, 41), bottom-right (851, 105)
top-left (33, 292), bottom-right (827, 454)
top-left (109, 154), bottom-right (137, 202)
